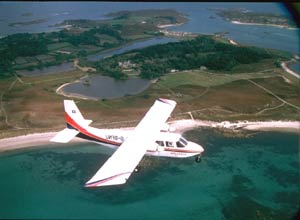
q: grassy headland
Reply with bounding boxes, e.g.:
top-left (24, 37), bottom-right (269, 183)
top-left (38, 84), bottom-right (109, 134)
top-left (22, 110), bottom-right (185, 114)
top-left (0, 63), bottom-right (299, 139)
top-left (211, 7), bottom-right (297, 29)
top-left (93, 35), bottom-right (292, 79)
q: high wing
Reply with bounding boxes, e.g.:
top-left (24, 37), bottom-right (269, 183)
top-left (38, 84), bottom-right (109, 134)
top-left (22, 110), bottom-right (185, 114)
top-left (85, 98), bottom-right (177, 187)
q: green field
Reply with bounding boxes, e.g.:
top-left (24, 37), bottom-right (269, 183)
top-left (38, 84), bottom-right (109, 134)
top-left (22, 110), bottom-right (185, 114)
top-left (155, 69), bottom-right (278, 88)
top-left (1, 61), bottom-right (299, 139)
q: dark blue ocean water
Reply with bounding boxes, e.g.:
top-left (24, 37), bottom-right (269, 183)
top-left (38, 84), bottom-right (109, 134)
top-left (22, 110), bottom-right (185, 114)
top-left (0, 129), bottom-right (299, 219)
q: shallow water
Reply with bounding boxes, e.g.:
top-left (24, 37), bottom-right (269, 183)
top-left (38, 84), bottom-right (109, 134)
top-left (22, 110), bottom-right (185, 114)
top-left (288, 62), bottom-right (300, 74)
top-left (0, 129), bottom-right (299, 219)
top-left (62, 75), bottom-right (150, 100)
top-left (87, 36), bottom-right (179, 62)
top-left (18, 62), bottom-right (75, 77)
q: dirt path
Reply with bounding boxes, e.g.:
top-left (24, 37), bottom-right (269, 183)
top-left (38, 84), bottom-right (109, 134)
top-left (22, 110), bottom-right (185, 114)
top-left (247, 79), bottom-right (300, 111)
top-left (0, 76), bottom-right (25, 129)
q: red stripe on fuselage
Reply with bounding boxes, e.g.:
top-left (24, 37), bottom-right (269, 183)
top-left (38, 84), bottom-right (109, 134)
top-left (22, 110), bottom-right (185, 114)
top-left (65, 112), bottom-right (120, 146)
top-left (164, 148), bottom-right (200, 154)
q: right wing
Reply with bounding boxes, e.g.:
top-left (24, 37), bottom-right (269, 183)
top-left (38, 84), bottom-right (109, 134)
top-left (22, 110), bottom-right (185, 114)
top-left (85, 98), bottom-right (177, 187)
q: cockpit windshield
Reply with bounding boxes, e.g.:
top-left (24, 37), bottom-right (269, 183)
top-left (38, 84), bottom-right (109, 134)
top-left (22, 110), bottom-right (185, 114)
top-left (176, 137), bottom-right (188, 148)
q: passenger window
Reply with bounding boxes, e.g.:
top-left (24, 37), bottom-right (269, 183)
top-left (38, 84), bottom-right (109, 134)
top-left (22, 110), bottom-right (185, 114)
top-left (156, 141), bottom-right (164, 147)
top-left (166, 141), bottom-right (174, 147)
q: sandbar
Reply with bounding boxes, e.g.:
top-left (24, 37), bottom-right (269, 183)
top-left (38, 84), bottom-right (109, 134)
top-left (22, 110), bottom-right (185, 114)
top-left (231, 20), bottom-right (298, 30)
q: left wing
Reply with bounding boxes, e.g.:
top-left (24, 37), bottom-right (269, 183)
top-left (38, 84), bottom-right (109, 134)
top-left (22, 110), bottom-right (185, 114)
top-left (85, 98), bottom-right (176, 187)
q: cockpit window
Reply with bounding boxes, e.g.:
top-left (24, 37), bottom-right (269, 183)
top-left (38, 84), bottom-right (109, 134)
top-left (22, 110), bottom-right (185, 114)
top-left (180, 138), bottom-right (188, 146)
top-left (176, 138), bottom-right (188, 148)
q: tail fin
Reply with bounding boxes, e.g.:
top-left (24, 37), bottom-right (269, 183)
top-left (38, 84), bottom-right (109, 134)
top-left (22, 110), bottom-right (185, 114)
top-left (50, 100), bottom-right (92, 143)
top-left (64, 100), bottom-right (93, 129)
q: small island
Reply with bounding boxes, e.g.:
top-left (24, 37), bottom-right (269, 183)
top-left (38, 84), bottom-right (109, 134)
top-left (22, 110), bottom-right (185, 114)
top-left (9, 18), bottom-right (48, 27)
top-left (211, 8), bottom-right (297, 29)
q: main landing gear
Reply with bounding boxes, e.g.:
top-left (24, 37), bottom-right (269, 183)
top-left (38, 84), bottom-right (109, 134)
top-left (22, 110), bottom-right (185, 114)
top-left (195, 155), bottom-right (202, 163)
top-left (134, 166), bottom-right (141, 173)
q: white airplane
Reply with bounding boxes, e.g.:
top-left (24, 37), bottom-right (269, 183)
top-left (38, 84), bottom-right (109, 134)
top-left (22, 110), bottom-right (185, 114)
top-left (50, 98), bottom-right (204, 187)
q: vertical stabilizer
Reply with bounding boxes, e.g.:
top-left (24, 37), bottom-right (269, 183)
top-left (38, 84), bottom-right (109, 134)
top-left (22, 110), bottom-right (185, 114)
top-left (64, 100), bottom-right (92, 129)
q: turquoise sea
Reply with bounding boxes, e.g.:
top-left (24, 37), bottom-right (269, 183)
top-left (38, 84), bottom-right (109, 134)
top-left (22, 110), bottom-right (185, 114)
top-left (0, 129), bottom-right (299, 219)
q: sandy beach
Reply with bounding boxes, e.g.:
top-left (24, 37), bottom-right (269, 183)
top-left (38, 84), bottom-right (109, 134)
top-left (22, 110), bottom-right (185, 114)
top-left (0, 132), bottom-right (88, 153)
top-left (168, 119), bottom-right (300, 133)
top-left (281, 62), bottom-right (300, 79)
top-left (157, 23), bottom-right (184, 28)
top-left (0, 120), bottom-right (298, 153)
top-left (231, 20), bottom-right (298, 30)
top-left (56, 80), bottom-right (98, 101)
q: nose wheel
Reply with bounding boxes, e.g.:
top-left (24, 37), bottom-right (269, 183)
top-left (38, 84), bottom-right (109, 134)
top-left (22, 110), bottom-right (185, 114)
top-left (195, 155), bottom-right (202, 163)
top-left (134, 166), bottom-right (140, 173)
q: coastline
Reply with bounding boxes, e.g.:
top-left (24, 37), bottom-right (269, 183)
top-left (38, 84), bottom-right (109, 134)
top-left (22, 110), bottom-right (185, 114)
top-left (157, 23), bottom-right (184, 29)
top-left (56, 79), bottom-right (99, 101)
top-left (0, 119), bottom-right (298, 154)
top-left (0, 132), bottom-right (86, 154)
top-left (231, 20), bottom-right (298, 30)
top-left (281, 61), bottom-right (300, 79)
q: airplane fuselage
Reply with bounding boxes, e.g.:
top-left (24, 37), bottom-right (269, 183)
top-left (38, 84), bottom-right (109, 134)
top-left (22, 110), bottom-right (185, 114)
top-left (76, 125), bottom-right (204, 158)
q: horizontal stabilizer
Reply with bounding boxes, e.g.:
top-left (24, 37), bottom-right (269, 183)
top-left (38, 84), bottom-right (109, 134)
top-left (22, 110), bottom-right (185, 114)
top-left (85, 119), bottom-right (93, 126)
top-left (50, 128), bottom-right (79, 143)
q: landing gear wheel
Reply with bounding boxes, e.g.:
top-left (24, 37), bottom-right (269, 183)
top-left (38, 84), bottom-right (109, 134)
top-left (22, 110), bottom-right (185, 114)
top-left (134, 166), bottom-right (140, 173)
top-left (195, 155), bottom-right (202, 163)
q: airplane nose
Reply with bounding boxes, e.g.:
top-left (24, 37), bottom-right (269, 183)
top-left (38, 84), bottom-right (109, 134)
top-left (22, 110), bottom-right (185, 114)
top-left (198, 144), bottom-right (204, 153)
top-left (190, 142), bottom-right (204, 153)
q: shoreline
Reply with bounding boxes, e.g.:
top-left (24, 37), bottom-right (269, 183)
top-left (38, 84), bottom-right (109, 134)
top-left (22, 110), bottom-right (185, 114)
top-left (0, 119), bottom-right (298, 154)
top-left (157, 23), bottom-right (184, 29)
top-left (231, 20), bottom-right (298, 30)
top-left (56, 78), bottom-right (99, 101)
top-left (281, 61), bottom-right (300, 79)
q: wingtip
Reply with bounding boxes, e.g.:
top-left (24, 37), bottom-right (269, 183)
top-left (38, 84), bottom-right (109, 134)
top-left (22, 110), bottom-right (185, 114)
top-left (84, 172), bottom-right (131, 188)
top-left (158, 98), bottom-right (177, 106)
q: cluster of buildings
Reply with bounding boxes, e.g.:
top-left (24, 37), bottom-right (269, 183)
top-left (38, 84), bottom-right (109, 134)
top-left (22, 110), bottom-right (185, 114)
top-left (118, 60), bottom-right (136, 69)
top-left (159, 29), bottom-right (197, 37)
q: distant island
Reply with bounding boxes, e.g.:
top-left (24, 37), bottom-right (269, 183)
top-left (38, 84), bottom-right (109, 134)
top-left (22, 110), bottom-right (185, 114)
top-left (9, 18), bottom-right (48, 27)
top-left (0, 9), bottom-right (187, 78)
top-left (211, 8), bottom-right (297, 29)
